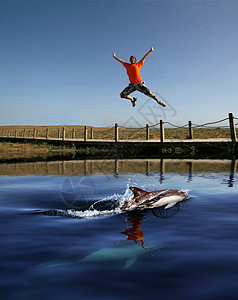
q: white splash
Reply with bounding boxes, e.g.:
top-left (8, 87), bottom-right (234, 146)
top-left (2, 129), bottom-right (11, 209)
top-left (52, 186), bottom-right (133, 220)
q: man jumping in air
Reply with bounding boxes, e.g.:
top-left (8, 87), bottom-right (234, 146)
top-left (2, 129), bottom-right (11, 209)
top-left (112, 46), bottom-right (166, 108)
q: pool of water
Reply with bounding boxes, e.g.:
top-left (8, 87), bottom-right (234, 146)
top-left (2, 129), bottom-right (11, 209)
top-left (1, 159), bottom-right (238, 300)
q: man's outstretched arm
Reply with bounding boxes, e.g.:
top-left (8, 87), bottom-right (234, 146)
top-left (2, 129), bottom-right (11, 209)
top-left (141, 46), bottom-right (155, 63)
top-left (112, 52), bottom-right (125, 64)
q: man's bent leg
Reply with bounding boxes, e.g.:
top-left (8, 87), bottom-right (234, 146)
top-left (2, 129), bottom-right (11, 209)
top-left (136, 82), bottom-right (166, 107)
top-left (120, 84), bottom-right (136, 99)
top-left (120, 84), bottom-right (137, 107)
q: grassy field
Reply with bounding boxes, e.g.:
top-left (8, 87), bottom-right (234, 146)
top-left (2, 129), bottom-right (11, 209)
top-left (0, 141), bottom-right (84, 162)
top-left (0, 125), bottom-right (234, 140)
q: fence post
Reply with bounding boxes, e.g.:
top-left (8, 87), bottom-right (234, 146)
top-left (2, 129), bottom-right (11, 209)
top-left (146, 124), bottom-right (150, 140)
top-left (91, 127), bottom-right (93, 140)
top-left (160, 120), bottom-right (164, 143)
top-left (33, 128), bottom-right (36, 139)
top-left (229, 113), bottom-right (237, 143)
top-left (46, 128), bottom-right (49, 140)
top-left (58, 129), bottom-right (60, 139)
top-left (23, 129), bottom-right (26, 138)
top-left (72, 128), bottom-right (75, 139)
top-left (84, 126), bottom-right (87, 142)
top-left (62, 127), bottom-right (65, 140)
top-left (188, 121), bottom-right (193, 139)
top-left (115, 123), bottom-right (119, 142)
top-left (15, 130), bottom-right (18, 138)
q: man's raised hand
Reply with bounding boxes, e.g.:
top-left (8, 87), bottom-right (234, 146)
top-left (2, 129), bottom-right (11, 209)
top-left (112, 53), bottom-right (124, 64)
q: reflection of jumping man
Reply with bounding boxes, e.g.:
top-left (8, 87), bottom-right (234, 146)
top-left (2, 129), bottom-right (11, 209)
top-left (112, 46), bottom-right (166, 108)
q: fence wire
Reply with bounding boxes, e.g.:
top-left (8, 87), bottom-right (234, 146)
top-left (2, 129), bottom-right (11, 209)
top-left (119, 127), bottom-right (146, 140)
top-left (92, 126), bottom-right (114, 140)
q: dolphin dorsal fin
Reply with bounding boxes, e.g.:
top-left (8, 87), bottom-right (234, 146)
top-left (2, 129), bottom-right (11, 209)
top-left (129, 187), bottom-right (148, 198)
top-left (124, 257), bottom-right (137, 269)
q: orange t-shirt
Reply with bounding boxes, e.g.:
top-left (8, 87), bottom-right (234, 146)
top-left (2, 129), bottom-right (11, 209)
top-left (123, 60), bottom-right (143, 84)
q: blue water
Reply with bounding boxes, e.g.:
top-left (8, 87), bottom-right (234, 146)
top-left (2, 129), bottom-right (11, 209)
top-left (1, 160), bottom-right (238, 300)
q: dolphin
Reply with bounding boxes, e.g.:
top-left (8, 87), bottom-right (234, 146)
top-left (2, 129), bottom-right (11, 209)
top-left (120, 187), bottom-right (190, 211)
top-left (39, 186), bottom-right (190, 219)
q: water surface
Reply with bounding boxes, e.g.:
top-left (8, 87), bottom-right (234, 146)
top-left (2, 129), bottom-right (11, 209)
top-left (1, 159), bottom-right (238, 300)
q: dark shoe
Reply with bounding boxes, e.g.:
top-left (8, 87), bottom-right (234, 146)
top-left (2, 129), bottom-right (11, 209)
top-left (157, 100), bottom-right (166, 107)
top-left (131, 97), bottom-right (137, 107)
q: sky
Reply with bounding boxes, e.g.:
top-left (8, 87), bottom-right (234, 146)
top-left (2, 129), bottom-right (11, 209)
top-left (0, 0), bottom-right (238, 128)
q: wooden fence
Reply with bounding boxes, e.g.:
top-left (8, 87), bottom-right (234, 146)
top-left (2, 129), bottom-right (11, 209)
top-left (0, 113), bottom-right (237, 143)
